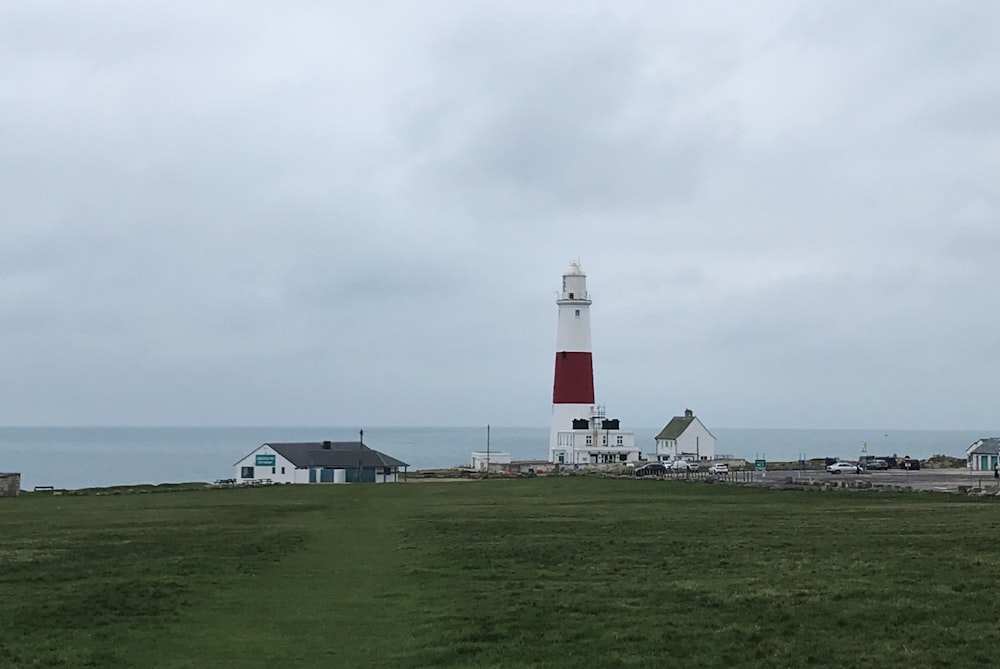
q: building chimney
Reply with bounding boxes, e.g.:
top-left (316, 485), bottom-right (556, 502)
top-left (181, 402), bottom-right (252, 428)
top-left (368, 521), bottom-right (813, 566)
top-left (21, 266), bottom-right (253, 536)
top-left (684, 409), bottom-right (693, 418)
top-left (322, 440), bottom-right (332, 449)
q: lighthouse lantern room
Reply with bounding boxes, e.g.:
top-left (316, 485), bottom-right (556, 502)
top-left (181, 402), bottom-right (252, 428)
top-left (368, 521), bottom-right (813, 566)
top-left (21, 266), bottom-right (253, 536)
top-left (548, 262), bottom-right (639, 465)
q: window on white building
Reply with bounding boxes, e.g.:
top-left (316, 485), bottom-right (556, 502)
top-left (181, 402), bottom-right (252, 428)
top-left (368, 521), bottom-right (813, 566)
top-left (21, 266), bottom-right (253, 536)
top-left (240, 466), bottom-right (254, 479)
top-left (616, 436), bottom-right (623, 445)
top-left (586, 435), bottom-right (592, 445)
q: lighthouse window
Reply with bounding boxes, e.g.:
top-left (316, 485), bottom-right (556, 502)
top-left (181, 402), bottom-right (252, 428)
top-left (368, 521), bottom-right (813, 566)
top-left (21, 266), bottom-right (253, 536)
top-left (585, 435), bottom-right (592, 445)
top-left (568, 292), bottom-right (574, 299)
top-left (574, 309), bottom-right (580, 317)
top-left (617, 435), bottom-right (623, 445)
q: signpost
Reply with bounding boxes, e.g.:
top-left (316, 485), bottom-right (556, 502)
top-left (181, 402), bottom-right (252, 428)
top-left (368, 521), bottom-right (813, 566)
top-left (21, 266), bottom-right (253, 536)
top-left (754, 459), bottom-right (766, 472)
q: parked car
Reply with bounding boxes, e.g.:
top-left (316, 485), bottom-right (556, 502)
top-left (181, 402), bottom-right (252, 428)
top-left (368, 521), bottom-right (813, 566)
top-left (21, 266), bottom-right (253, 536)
top-left (900, 458), bottom-right (921, 470)
top-left (666, 460), bottom-right (695, 471)
top-left (826, 461), bottom-right (860, 474)
top-left (633, 463), bottom-right (667, 477)
top-left (865, 459), bottom-right (889, 470)
top-left (708, 463), bottom-right (729, 475)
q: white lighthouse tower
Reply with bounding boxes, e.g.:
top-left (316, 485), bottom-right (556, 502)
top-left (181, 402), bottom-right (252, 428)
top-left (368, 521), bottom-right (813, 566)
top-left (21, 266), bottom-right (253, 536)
top-left (548, 262), bottom-right (639, 465)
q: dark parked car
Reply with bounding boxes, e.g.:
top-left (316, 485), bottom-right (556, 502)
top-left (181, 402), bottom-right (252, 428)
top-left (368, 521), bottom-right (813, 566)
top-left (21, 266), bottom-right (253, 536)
top-left (900, 458), bottom-right (921, 470)
top-left (860, 455), bottom-right (898, 469)
top-left (865, 459), bottom-right (889, 470)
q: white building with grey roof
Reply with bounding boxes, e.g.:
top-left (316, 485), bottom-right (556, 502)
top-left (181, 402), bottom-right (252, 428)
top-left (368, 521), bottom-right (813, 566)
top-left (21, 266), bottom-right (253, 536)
top-left (966, 437), bottom-right (1000, 471)
top-left (651, 409), bottom-right (716, 463)
top-left (233, 440), bottom-right (408, 484)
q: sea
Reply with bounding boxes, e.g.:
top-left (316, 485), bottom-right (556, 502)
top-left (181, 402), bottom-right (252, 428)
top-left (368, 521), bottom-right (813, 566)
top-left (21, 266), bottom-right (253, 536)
top-left (0, 426), bottom-right (993, 491)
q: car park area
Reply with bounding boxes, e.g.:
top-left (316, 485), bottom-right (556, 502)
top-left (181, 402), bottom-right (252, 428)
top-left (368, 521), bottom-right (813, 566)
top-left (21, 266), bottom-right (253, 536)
top-left (812, 467), bottom-right (990, 493)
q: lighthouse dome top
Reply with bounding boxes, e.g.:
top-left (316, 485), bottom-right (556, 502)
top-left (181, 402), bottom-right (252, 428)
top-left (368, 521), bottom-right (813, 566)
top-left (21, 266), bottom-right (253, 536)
top-left (558, 261), bottom-right (591, 306)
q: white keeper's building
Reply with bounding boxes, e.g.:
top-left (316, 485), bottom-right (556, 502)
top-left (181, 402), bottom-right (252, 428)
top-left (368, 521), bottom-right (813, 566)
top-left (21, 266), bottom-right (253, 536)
top-left (551, 405), bottom-right (641, 465)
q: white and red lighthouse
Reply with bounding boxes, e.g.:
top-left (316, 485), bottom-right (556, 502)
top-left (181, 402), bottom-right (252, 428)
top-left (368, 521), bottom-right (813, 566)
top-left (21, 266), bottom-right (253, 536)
top-left (549, 261), bottom-right (595, 455)
top-left (548, 262), bottom-right (639, 464)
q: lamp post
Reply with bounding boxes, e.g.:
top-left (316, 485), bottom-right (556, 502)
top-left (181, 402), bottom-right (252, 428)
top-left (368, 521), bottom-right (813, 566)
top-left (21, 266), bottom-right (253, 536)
top-left (357, 429), bottom-right (364, 483)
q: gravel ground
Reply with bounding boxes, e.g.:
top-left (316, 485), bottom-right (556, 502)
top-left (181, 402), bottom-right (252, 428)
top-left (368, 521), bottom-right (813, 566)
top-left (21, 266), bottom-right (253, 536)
top-left (779, 467), bottom-right (999, 493)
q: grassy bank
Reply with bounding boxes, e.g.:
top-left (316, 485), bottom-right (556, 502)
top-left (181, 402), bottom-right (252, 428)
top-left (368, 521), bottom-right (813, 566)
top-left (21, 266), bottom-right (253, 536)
top-left (2, 480), bottom-right (999, 667)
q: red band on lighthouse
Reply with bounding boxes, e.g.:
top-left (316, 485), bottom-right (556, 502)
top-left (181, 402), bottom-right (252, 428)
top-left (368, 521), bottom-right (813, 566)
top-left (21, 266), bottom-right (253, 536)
top-left (552, 351), bottom-right (595, 404)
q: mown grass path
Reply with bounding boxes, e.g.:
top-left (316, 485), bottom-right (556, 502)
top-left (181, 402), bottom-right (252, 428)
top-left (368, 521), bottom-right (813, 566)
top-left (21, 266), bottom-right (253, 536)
top-left (3, 479), bottom-right (1000, 668)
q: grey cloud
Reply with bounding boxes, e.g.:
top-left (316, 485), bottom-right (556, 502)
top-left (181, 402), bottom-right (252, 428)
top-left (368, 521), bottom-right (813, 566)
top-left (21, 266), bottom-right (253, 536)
top-left (2, 1), bottom-right (999, 428)
top-left (393, 13), bottom-right (740, 220)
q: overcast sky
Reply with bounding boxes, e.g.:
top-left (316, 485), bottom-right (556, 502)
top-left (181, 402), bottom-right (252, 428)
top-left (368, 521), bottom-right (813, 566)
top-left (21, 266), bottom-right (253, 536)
top-left (2, 1), bottom-right (998, 429)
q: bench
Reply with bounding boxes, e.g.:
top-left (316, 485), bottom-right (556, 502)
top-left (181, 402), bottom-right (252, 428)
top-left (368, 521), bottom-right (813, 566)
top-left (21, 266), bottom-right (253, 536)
top-left (33, 486), bottom-right (54, 492)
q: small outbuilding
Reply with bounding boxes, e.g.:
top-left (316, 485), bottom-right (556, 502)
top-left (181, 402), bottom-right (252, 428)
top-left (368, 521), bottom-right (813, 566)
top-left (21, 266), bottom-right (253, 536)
top-left (471, 451), bottom-right (512, 470)
top-left (233, 440), bottom-right (408, 484)
top-left (966, 438), bottom-right (1000, 471)
top-left (0, 473), bottom-right (21, 497)
top-left (652, 408), bottom-right (716, 463)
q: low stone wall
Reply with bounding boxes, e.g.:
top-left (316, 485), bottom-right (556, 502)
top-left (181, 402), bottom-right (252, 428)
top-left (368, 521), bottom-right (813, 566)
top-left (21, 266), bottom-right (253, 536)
top-left (632, 470), bottom-right (999, 497)
top-left (0, 473), bottom-right (21, 498)
top-left (762, 476), bottom-right (912, 493)
top-left (747, 475), bottom-right (1000, 497)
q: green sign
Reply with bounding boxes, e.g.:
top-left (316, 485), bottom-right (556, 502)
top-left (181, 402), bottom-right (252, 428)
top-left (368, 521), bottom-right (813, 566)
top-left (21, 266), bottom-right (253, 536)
top-left (256, 454), bottom-right (276, 466)
top-left (754, 459), bottom-right (766, 471)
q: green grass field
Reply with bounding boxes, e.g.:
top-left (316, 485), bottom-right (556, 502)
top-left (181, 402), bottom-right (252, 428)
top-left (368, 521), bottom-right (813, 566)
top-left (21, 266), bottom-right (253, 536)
top-left (3, 479), bottom-right (1000, 668)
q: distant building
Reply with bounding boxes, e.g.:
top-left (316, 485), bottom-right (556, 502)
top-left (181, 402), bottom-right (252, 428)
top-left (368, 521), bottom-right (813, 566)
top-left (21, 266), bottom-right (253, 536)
top-left (966, 437), bottom-right (1000, 471)
top-left (551, 405), bottom-right (641, 465)
top-left (471, 451), bottom-right (512, 470)
top-left (503, 460), bottom-right (553, 475)
top-left (652, 409), bottom-right (716, 463)
top-left (233, 440), bottom-right (408, 484)
top-left (0, 473), bottom-right (20, 497)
